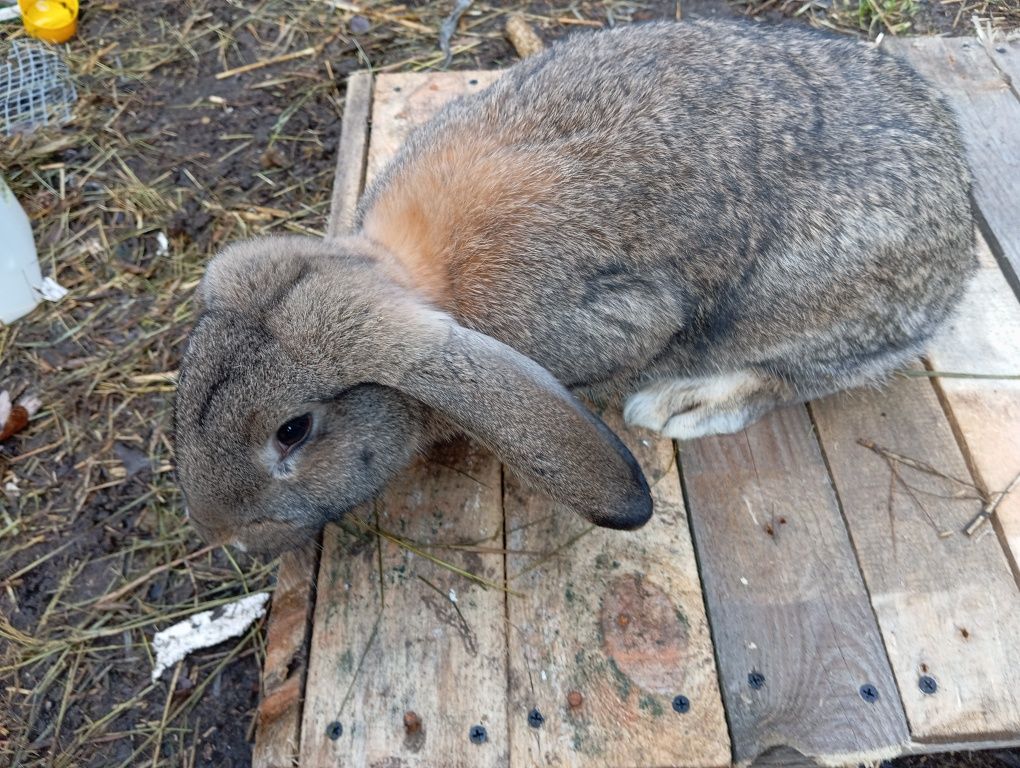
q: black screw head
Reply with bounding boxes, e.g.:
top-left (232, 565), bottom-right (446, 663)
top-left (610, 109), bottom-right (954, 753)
top-left (326, 721), bottom-right (343, 741)
top-left (748, 671), bottom-right (765, 690)
top-left (527, 708), bottom-right (545, 728)
top-left (919, 675), bottom-right (938, 695)
top-left (469, 724), bottom-right (487, 744)
top-left (672, 695), bottom-right (690, 713)
top-left (859, 684), bottom-right (879, 703)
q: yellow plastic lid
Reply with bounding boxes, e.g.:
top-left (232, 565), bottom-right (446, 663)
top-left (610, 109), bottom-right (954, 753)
top-left (19, 0), bottom-right (79, 44)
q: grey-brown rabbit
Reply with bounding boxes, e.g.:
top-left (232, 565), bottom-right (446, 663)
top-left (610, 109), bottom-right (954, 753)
top-left (174, 20), bottom-right (975, 554)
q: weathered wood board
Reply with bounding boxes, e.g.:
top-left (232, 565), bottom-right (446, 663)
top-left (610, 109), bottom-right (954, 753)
top-left (811, 370), bottom-right (1020, 741)
top-left (253, 547), bottom-right (318, 768)
top-left (981, 39), bottom-right (1020, 127)
top-left (504, 411), bottom-right (730, 768)
top-left (926, 234), bottom-right (1020, 578)
top-left (365, 70), bottom-right (499, 183)
top-left (680, 405), bottom-right (909, 766)
top-left (326, 71), bottom-right (374, 238)
top-left (300, 441), bottom-right (509, 766)
top-left (890, 37), bottom-right (1020, 293)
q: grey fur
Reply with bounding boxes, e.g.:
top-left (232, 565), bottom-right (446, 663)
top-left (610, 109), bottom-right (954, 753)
top-left (174, 20), bottom-right (974, 554)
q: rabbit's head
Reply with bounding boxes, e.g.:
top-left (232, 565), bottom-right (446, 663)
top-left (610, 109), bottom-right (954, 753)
top-left (174, 235), bottom-right (651, 554)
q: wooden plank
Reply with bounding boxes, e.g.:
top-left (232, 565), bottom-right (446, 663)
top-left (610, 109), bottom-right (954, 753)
top-left (364, 70), bottom-right (498, 184)
top-left (811, 369), bottom-right (1020, 741)
top-left (327, 71), bottom-right (373, 238)
top-left (681, 406), bottom-right (909, 766)
top-left (980, 39), bottom-right (1020, 109)
top-left (889, 37), bottom-right (1020, 293)
top-left (299, 440), bottom-right (509, 766)
top-left (300, 72), bottom-right (511, 767)
top-left (253, 547), bottom-right (318, 768)
top-left (503, 411), bottom-right (730, 768)
top-left (926, 234), bottom-right (1020, 578)
top-left (254, 70), bottom-right (374, 768)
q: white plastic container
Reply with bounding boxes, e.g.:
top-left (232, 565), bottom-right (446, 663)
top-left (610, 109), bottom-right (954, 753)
top-left (0, 174), bottom-right (44, 324)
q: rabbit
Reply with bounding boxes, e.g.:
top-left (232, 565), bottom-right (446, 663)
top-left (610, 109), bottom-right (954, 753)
top-left (173, 20), bottom-right (975, 554)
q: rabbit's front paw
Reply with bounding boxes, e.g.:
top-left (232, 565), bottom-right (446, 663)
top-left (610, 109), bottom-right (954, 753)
top-left (623, 371), bottom-right (766, 440)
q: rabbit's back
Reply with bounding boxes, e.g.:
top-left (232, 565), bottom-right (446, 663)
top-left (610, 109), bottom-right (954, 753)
top-left (359, 21), bottom-right (974, 396)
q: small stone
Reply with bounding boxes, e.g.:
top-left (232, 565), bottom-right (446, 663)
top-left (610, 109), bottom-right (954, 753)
top-left (172, 675), bottom-right (194, 700)
top-left (349, 15), bottom-right (371, 34)
top-left (259, 146), bottom-right (288, 169)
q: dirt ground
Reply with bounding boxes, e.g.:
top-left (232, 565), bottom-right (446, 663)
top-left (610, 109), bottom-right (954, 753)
top-left (1, 1), bottom-right (1019, 766)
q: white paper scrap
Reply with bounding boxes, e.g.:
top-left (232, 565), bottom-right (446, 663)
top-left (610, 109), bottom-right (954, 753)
top-left (38, 277), bottom-right (68, 302)
top-left (151, 592), bottom-right (270, 682)
top-left (156, 231), bottom-right (169, 256)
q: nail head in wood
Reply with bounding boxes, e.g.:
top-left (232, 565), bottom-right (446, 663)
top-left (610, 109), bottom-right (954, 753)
top-left (527, 708), bottom-right (545, 728)
top-left (326, 721), bottom-right (343, 740)
top-left (859, 684), bottom-right (879, 703)
top-left (469, 724), bottom-right (487, 744)
top-left (919, 675), bottom-right (938, 695)
top-left (672, 694), bottom-right (691, 713)
top-left (748, 671), bottom-right (766, 690)
top-left (403, 711), bottom-right (421, 734)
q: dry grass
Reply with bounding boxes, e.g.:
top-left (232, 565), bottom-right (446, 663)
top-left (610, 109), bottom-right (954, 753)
top-left (2, 0), bottom-right (1018, 766)
top-left (733, 0), bottom-right (1020, 36)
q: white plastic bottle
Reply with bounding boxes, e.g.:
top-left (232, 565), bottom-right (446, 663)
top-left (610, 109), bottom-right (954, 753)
top-left (0, 174), bottom-right (44, 324)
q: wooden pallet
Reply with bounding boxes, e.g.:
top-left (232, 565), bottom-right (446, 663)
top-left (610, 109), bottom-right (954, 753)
top-left (252, 36), bottom-right (1020, 768)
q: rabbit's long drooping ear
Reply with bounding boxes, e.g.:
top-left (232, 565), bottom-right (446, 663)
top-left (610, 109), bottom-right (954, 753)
top-left (387, 322), bottom-right (653, 530)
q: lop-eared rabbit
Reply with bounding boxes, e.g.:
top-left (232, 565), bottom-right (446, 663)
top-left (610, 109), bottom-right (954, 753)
top-left (174, 20), bottom-right (974, 554)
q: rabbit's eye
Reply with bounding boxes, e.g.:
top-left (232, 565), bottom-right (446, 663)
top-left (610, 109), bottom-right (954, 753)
top-left (276, 413), bottom-right (312, 450)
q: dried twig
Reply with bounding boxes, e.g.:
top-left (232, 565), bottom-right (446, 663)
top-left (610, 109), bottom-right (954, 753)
top-left (94, 544), bottom-right (218, 607)
top-left (857, 439), bottom-right (976, 489)
top-left (215, 47), bottom-right (317, 80)
top-left (965, 470), bottom-right (1020, 536)
top-left (438, 0), bottom-right (475, 68)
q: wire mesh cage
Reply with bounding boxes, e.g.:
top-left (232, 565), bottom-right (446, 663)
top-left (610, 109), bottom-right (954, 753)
top-left (0, 39), bottom-right (77, 136)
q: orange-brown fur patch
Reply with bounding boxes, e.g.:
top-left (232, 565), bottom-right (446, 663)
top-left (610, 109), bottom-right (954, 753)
top-left (361, 132), bottom-right (559, 314)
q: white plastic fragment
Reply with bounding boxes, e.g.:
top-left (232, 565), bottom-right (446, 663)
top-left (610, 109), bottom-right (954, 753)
top-left (38, 276), bottom-right (68, 302)
top-left (155, 231), bottom-right (169, 257)
top-left (448, 588), bottom-right (458, 604)
top-left (151, 592), bottom-right (270, 682)
top-left (0, 5), bottom-right (22, 22)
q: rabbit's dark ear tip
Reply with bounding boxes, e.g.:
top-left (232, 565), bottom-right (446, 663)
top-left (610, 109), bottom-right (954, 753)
top-left (590, 464), bottom-right (654, 531)
top-left (598, 493), bottom-right (654, 530)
